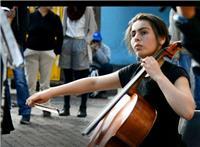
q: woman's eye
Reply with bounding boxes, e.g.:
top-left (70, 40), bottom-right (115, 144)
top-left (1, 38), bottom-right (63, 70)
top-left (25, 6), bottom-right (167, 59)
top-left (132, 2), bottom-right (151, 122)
top-left (131, 32), bottom-right (135, 37)
top-left (141, 31), bottom-right (147, 35)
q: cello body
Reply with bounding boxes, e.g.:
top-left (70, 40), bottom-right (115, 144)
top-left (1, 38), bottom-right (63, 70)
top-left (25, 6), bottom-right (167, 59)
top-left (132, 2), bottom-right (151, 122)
top-left (88, 93), bottom-right (157, 147)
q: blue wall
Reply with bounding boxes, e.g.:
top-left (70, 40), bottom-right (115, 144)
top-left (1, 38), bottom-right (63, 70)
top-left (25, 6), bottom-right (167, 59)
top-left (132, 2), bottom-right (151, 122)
top-left (100, 7), bottom-right (170, 65)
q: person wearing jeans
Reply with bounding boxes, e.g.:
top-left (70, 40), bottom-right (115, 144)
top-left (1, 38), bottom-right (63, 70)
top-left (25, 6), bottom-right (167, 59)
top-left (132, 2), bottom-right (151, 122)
top-left (13, 65), bottom-right (31, 124)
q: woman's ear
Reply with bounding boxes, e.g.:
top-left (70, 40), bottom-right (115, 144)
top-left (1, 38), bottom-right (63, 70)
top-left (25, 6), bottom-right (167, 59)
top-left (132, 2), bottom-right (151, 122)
top-left (159, 36), bottom-right (166, 46)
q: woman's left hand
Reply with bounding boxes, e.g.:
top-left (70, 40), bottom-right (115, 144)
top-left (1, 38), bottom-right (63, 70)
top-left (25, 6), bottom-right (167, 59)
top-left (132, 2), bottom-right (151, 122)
top-left (141, 56), bottom-right (164, 82)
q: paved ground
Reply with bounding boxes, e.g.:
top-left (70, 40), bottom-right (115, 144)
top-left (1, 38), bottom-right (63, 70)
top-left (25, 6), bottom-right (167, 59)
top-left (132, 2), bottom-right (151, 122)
top-left (1, 91), bottom-right (116, 147)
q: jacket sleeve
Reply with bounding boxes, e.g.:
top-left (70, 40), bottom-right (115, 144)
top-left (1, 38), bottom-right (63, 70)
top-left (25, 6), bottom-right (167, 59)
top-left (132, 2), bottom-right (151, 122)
top-left (54, 15), bottom-right (63, 55)
top-left (93, 44), bottom-right (111, 65)
top-left (168, 9), bottom-right (181, 42)
top-left (62, 7), bottom-right (67, 36)
top-left (85, 7), bottom-right (97, 43)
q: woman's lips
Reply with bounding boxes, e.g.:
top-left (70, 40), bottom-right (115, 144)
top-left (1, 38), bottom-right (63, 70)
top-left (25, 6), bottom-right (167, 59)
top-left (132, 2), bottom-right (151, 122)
top-left (134, 44), bottom-right (143, 50)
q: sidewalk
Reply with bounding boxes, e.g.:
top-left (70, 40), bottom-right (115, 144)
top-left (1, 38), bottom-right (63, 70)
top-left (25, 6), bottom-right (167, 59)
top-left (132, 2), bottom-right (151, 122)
top-left (2, 89), bottom-right (200, 147)
top-left (1, 91), bottom-right (115, 147)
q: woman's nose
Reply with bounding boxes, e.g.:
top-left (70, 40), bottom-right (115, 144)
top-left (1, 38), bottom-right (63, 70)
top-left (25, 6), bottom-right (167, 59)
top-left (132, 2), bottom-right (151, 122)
top-left (134, 33), bottom-right (141, 42)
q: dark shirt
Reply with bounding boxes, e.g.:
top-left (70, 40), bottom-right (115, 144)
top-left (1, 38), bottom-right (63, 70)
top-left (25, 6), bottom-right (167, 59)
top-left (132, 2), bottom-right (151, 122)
top-left (118, 61), bottom-right (189, 147)
top-left (174, 7), bottom-right (200, 64)
top-left (11, 6), bottom-right (29, 50)
top-left (26, 10), bottom-right (63, 54)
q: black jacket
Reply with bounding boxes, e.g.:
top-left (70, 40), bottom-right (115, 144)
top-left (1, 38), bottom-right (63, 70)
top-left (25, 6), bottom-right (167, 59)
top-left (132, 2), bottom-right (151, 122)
top-left (26, 10), bottom-right (63, 55)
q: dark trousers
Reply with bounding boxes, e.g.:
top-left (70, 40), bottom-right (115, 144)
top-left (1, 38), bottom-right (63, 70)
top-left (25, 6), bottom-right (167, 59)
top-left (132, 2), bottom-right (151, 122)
top-left (98, 63), bottom-right (113, 76)
top-left (63, 69), bottom-right (89, 111)
top-left (1, 60), bottom-right (14, 134)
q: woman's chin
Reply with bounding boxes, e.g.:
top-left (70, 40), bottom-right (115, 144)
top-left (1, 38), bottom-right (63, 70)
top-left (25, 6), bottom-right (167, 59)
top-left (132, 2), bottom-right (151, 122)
top-left (136, 53), bottom-right (145, 59)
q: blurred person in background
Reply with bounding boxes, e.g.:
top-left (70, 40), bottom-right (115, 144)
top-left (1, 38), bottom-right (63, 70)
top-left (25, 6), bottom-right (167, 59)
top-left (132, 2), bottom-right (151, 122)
top-left (172, 6), bottom-right (200, 109)
top-left (58, 6), bottom-right (97, 117)
top-left (89, 32), bottom-right (113, 98)
top-left (24, 6), bottom-right (63, 117)
top-left (90, 32), bottom-right (113, 76)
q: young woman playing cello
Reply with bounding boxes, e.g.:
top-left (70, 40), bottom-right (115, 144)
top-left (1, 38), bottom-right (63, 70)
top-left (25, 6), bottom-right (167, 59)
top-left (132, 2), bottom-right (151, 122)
top-left (26, 13), bottom-right (195, 147)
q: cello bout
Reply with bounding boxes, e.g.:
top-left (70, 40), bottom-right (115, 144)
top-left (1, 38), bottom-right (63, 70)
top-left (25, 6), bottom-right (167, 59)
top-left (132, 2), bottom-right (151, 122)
top-left (88, 94), bottom-right (157, 147)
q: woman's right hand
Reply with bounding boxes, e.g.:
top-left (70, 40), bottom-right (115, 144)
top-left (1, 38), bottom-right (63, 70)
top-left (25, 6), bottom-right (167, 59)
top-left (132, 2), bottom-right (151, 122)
top-left (26, 89), bottom-right (52, 107)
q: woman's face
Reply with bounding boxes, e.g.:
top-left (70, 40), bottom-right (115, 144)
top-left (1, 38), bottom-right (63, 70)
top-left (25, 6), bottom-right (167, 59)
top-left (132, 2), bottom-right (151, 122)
top-left (39, 7), bottom-right (51, 12)
top-left (130, 20), bottom-right (163, 58)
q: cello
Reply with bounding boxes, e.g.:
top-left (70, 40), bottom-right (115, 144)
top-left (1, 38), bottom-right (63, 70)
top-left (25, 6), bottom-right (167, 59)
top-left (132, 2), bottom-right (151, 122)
top-left (82, 41), bottom-right (182, 147)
